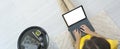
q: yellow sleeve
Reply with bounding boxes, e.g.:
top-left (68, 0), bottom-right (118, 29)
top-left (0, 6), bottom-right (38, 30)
top-left (107, 39), bottom-right (119, 49)
top-left (79, 35), bottom-right (92, 49)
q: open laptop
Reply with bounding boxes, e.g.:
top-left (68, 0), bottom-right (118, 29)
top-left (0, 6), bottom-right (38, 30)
top-left (62, 5), bottom-right (95, 41)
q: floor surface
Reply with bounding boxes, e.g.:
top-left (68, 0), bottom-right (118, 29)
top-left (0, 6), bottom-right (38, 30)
top-left (0, 0), bottom-right (120, 49)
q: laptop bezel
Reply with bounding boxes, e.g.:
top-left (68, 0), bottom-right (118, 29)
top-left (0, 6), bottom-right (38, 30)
top-left (62, 5), bottom-right (88, 28)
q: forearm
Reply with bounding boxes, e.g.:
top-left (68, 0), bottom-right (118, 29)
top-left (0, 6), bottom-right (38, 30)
top-left (87, 31), bottom-right (106, 38)
top-left (75, 37), bottom-right (81, 49)
top-left (75, 40), bottom-right (80, 49)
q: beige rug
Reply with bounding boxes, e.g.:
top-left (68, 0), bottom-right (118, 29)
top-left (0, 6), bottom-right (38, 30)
top-left (89, 11), bottom-right (120, 41)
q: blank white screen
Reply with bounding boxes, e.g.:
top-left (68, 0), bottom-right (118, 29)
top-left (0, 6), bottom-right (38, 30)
top-left (63, 7), bottom-right (86, 26)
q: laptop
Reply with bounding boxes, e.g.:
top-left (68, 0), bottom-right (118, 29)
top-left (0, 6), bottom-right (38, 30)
top-left (62, 5), bottom-right (95, 41)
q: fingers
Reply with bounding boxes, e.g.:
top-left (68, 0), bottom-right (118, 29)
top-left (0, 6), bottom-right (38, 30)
top-left (73, 29), bottom-right (81, 39)
top-left (73, 29), bottom-right (78, 33)
top-left (73, 29), bottom-right (81, 34)
top-left (80, 24), bottom-right (87, 28)
top-left (73, 25), bottom-right (88, 33)
top-left (80, 28), bottom-right (84, 32)
top-left (73, 29), bottom-right (79, 34)
top-left (80, 25), bottom-right (86, 32)
top-left (80, 24), bottom-right (92, 34)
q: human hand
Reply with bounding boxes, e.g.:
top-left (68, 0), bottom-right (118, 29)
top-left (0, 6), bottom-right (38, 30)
top-left (80, 24), bottom-right (92, 34)
top-left (73, 29), bottom-right (81, 41)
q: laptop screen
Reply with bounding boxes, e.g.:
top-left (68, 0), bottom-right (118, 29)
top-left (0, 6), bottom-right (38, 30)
top-left (62, 6), bottom-right (86, 27)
